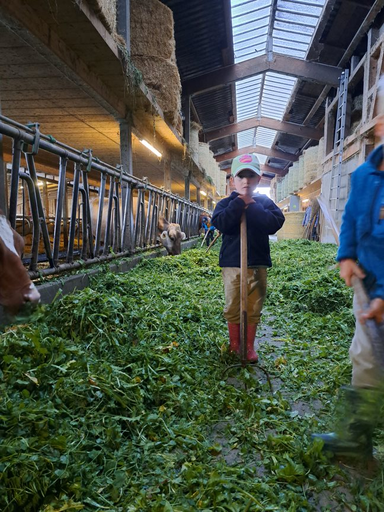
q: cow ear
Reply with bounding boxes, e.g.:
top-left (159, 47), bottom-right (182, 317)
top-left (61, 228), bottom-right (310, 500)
top-left (158, 217), bottom-right (168, 232)
top-left (181, 232), bottom-right (186, 240)
top-left (160, 231), bottom-right (168, 239)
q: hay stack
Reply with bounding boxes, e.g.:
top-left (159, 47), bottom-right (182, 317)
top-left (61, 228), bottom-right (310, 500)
top-left (277, 211), bottom-right (305, 240)
top-left (130, 0), bottom-right (182, 133)
top-left (298, 155), bottom-right (305, 189)
top-left (189, 122), bottom-right (201, 163)
top-left (303, 146), bottom-right (318, 185)
top-left (87, 0), bottom-right (117, 33)
top-left (317, 138), bottom-right (324, 179)
top-left (290, 162), bottom-right (299, 192)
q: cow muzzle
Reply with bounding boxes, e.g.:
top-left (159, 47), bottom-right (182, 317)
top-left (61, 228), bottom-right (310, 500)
top-left (23, 283), bottom-right (41, 305)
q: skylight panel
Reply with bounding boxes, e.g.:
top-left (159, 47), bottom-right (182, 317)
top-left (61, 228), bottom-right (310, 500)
top-left (237, 128), bottom-right (255, 148)
top-left (255, 127), bottom-right (277, 148)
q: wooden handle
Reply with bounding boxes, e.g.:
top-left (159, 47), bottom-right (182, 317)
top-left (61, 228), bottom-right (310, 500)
top-left (240, 212), bottom-right (248, 363)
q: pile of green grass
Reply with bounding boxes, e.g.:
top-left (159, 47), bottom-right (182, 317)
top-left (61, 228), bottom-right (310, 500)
top-left (0, 240), bottom-right (383, 511)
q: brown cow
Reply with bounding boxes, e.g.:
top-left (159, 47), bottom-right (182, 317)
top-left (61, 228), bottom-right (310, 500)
top-left (158, 217), bottom-right (186, 255)
top-left (0, 212), bottom-right (40, 315)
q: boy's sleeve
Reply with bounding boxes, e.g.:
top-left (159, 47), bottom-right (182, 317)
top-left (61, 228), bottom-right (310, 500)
top-left (336, 172), bottom-right (358, 262)
top-left (246, 197), bottom-right (285, 234)
top-left (211, 196), bottom-right (247, 234)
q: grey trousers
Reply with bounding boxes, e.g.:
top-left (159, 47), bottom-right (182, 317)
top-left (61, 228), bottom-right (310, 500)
top-left (350, 294), bottom-right (382, 388)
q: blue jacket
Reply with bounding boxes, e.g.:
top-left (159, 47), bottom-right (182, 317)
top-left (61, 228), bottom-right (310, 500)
top-left (212, 192), bottom-right (285, 268)
top-left (337, 145), bottom-right (384, 299)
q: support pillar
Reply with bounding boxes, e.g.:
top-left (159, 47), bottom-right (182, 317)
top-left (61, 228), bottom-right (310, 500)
top-left (182, 95), bottom-right (191, 144)
top-left (196, 187), bottom-right (201, 205)
top-left (117, 0), bottom-right (131, 53)
top-left (184, 173), bottom-right (190, 200)
top-left (119, 119), bottom-right (133, 175)
top-left (0, 96), bottom-right (6, 214)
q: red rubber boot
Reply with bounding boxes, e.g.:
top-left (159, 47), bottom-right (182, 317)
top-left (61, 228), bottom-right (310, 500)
top-left (247, 324), bottom-right (258, 362)
top-left (227, 323), bottom-right (240, 354)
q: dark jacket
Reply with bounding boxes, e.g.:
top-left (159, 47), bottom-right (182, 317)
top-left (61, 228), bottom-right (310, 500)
top-left (212, 192), bottom-right (285, 268)
top-left (337, 145), bottom-right (384, 299)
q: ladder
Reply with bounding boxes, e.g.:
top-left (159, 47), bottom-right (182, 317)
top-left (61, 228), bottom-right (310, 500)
top-left (329, 69), bottom-right (349, 221)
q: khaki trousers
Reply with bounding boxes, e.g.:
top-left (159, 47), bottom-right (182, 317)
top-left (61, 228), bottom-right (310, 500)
top-left (350, 294), bottom-right (382, 388)
top-left (222, 267), bottom-right (267, 324)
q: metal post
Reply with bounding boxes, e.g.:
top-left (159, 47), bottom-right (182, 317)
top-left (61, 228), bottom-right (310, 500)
top-left (9, 138), bottom-right (22, 228)
top-left (183, 95), bottom-right (191, 144)
top-left (117, 0), bottom-right (131, 53)
top-left (53, 156), bottom-right (68, 265)
top-left (184, 173), bottom-right (190, 200)
top-left (0, 97), bottom-right (6, 215)
top-left (163, 161), bottom-right (172, 191)
top-left (196, 187), bottom-right (201, 205)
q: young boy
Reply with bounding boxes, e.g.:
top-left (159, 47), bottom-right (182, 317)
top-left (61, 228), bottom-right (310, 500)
top-left (211, 154), bottom-right (285, 361)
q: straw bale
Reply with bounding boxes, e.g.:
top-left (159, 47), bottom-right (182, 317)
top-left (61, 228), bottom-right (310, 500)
top-left (131, 55), bottom-right (181, 126)
top-left (317, 138), bottom-right (324, 178)
top-left (282, 175), bottom-right (288, 199)
top-left (131, 0), bottom-right (176, 62)
top-left (298, 155), bottom-right (305, 189)
top-left (189, 122), bottom-right (201, 163)
top-left (220, 171), bottom-right (227, 196)
top-left (290, 162), bottom-right (299, 192)
top-left (287, 167), bottom-right (294, 195)
top-left (88, 0), bottom-right (116, 33)
top-left (276, 179), bottom-right (282, 202)
top-left (277, 212), bottom-right (305, 240)
top-left (303, 145), bottom-right (318, 185)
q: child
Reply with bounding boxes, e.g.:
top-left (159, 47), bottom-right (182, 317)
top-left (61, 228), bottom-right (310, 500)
top-left (212, 154), bottom-right (285, 361)
top-left (312, 81), bottom-right (384, 459)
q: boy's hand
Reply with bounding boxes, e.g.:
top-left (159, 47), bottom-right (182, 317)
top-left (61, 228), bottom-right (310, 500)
top-left (238, 194), bottom-right (255, 206)
top-left (360, 298), bottom-right (384, 324)
top-left (339, 258), bottom-right (365, 286)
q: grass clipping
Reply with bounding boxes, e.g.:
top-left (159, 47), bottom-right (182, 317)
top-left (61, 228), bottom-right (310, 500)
top-left (1, 241), bottom-right (384, 511)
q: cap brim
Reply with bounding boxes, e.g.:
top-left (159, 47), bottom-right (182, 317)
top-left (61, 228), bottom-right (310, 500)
top-left (233, 164), bottom-right (262, 177)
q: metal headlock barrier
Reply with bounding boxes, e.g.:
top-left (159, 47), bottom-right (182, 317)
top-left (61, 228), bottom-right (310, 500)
top-left (0, 116), bottom-right (208, 278)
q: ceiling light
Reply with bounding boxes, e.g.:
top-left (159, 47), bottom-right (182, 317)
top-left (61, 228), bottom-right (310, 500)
top-left (302, 198), bottom-right (309, 203)
top-left (200, 190), bottom-right (207, 197)
top-left (37, 181), bottom-right (44, 187)
top-left (140, 139), bottom-right (162, 158)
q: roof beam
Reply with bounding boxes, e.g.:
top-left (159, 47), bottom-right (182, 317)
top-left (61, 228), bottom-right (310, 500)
top-left (205, 116), bottom-right (322, 142)
top-left (183, 53), bottom-right (342, 96)
top-left (215, 145), bottom-right (298, 163)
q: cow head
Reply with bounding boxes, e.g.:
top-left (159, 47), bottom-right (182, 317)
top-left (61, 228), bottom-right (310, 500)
top-left (158, 217), bottom-right (186, 256)
top-left (0, 213), bottom-right (40, 315)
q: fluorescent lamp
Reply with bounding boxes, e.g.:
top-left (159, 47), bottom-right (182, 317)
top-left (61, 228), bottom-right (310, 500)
top-left (140, 139), bottom-right (162, 158)
top-left (212, 200), bottom-right (216, 205)
top-left (200, 190), bottom-right (207, 196)
top-left (302, 198), bottom-right (309, 203)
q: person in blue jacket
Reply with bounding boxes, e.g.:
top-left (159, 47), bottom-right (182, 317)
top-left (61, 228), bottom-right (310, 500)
top-left (201, 216), bottom-right (216, 246)
top-left (312, 90), bottom-right (384, 460)
top-left (212, 154), bottom-right (285, 361)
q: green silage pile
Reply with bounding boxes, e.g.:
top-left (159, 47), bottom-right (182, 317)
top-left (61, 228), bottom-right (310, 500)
top-left (0, 240), bottom-right (383, 511)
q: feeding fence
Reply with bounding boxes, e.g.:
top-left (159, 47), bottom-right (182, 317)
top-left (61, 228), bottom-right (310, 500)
top-left (0, 116), bottom-right (207, 278)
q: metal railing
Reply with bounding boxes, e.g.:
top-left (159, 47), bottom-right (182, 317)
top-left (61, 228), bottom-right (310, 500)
top-left (0, 116), bottom-right (208, 278)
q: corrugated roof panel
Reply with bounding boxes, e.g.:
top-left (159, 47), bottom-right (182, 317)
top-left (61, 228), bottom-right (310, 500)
top-left (237, 128), bottom-right (255, 148)
top-left (255, 127), bottom-right (277, 148)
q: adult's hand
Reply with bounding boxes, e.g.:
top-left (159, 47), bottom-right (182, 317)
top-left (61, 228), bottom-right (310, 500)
top-left (360, 298), bottom-right (384, 324)
top-left (339, 258), bottom-right (365, 287)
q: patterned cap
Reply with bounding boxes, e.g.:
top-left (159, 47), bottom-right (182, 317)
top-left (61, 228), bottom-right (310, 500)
top-left (231, 153), bottom-right (261, 177)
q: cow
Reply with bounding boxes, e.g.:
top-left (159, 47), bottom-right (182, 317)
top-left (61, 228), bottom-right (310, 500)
top-left (0, 212), bottom-right (41, 315)
top-left (158, 217), bottom-right (186, 255)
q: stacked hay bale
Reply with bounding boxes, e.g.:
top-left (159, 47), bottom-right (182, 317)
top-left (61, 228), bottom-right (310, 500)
top-left (87, 1), bottom-right (182, 133)
top-left (290, 162), bottom-right (299, 193)
top-left (282, 175), bottom-right (288, 199)
top-left (317, 138), bottom-right (324, 179)
top-left (276, 178), bottom-right (282, 203)
top-left (219, 171), bottom-right (227, 196)
top-left (189, 122), bottom-right (201, 164)
top-left (87, 0), bottom-right (117, 33)
top-left (130, 0), bottom-right (182, 133)
top-left (298, 155), bottom-right (305, 189)
top-left (198, 143), bottom-right (220, 191)
top-left (287, 167), bottom-right (294, 195)
top-left (303, 146), bottom-right (318, 185)
top-left (270, 177), bottom-right (277, 202)
top-left (277, 212), bottom-right (305, 240)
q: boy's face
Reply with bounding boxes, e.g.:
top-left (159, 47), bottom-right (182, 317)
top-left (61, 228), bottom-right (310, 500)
top-left (232, 169), bottom-right (261, 195)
